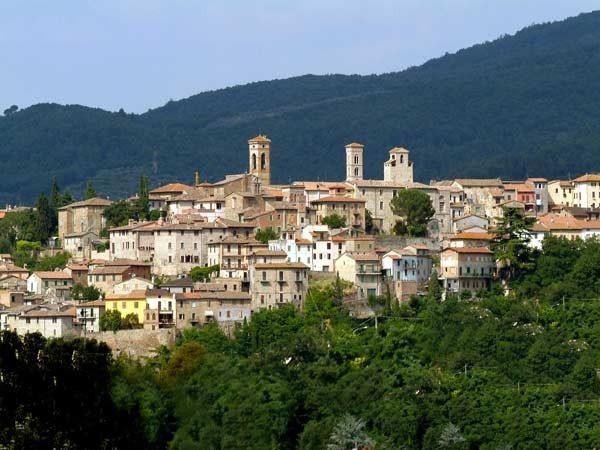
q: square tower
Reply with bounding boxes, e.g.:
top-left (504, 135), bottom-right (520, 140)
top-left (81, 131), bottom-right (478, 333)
top-left (384, 147), bottom-right (413, 184)
top-left (249, 134), bottom-right (271, 186)
top-left (345, 142), bottom-right (364, 182)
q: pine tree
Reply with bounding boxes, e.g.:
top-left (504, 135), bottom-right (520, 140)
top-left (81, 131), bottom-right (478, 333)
top-left (137, 172), bottom-right (150, 220)
top-left (428, 269), bottom-right (442, 300)
top-left (84, 180), bottom-right (96, 200)
top-left (49, 177), bottom-right (61, 235)
top-left (35, 193), bottom-right (53, 243)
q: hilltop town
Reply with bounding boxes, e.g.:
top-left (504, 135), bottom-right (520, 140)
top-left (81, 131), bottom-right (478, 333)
top-left (0, 134), bottom-right (598, 343)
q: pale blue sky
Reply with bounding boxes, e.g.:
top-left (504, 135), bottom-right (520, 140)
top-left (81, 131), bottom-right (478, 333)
top-left (1, 0), bottom-right (598, 113)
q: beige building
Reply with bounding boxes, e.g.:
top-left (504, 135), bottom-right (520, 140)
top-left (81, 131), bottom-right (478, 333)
top-left (0, 275), bottom-right (27, 307)
top-left (58, 197), bottom-right (112, 241)
top-left (312, 196), bottom-right (366, 230)
top-left (248, 262), bottom-right (309, 311)
top-left (548, 180), bottom-right (575, 207)
top-left (440, 247), bottom-right (495, 293)
top-left (87, 261), bottom-right (151, 294)
top-left (335, 253), bottom-right (382, 299)
top-left (27, 271), bottom-right (73, 299)
top-left (174, 291), bottom-right (251, 330)
top-left (573, 174), bottom-right (600, 208)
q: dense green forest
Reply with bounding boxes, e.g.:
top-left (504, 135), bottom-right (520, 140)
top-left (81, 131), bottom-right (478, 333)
top-left (3, 11), bottom-right (600, 203)
top-left (3, 235), bottom-right (600, 449)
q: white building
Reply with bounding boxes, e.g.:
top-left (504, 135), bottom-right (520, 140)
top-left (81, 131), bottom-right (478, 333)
top-left (16, 303), bottom-right (78, 338)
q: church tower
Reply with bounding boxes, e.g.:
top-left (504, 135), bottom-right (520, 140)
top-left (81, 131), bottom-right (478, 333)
top-left (384, 147), bottom-right (413, 184)
top-left (345, 142), bottom-right (364, 182)
top-left (248, 134), bottom-right (271, 186)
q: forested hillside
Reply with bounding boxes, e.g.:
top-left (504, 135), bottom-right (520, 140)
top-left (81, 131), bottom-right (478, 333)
top-left (3, 10), bottom-right (600, 203)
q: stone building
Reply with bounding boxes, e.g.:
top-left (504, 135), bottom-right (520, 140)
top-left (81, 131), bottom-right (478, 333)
top-left (335, 253), bottom-right (382, 299)
top-left (58, 197), bottom-right (112, 241)
top-left (311, 196), bottom-right (366, 230)
top-left (248, 262), bottom-right (309, 311)
top-left (440, 247), bottom-right (495, 294)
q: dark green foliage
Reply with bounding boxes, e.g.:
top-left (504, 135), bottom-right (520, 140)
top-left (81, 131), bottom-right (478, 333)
top-left (0, 332), bottom-right (140, 449)
top-left (255, 226), bottom-right (279, 244)
top-left (321, 213), bottom-right (347, 229)
top-left (100, 309), bottom-right (122, 332)
top-left (189, 264), bottom-right (220, 282)
top-left (390, 189), bottom-right (435, 236)
top-left (137, 172), bottom-right (150, 220)
top-left (34, 193), bottom-right (53, 242)
top-left (84, 180), bottom-right (96, 199)
top-left (35, 251), bottom-right (71, 271)
top-left (491, 207), bottom-right (536, 281)
top-left (71, 283), bottom-right (103, 301)
top-left (103, 200), bottom-right (139, 228)
top-left (5, 12), bottom-right (600, 203)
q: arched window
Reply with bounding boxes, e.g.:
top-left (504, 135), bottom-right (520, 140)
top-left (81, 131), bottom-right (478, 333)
top-left (354, 167), bottom-right (359, 177)
top-left (400, 155), bottom-right (404, 163)
top-left (261, 153), bottom-right (266, 170)
top-left (354, 155), bottom-right (359, 164)
top-left (252, 153), bottom-right (257, 170)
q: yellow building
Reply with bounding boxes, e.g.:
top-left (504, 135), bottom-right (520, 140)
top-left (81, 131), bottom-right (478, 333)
top-left (104, 289), bottom-right (147, 324)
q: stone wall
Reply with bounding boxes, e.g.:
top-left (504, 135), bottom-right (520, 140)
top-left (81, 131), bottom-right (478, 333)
top-left (90, 328), bottom-right (178, 358)
top-left (375, 236), bottom-right (441, 252)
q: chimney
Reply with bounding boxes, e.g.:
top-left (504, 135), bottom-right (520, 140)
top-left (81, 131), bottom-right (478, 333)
top-left (194, 171), bottom-right (201, 186)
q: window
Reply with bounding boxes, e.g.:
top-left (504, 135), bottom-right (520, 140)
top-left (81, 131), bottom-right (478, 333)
top-left (122, 302), bottom-right (126, 309)
top-left (134, 302), bottom-right (139, 308)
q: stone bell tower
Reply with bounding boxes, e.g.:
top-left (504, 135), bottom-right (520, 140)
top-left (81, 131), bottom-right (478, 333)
top-left (383, 147), bottom-right (413, 184)
top-left (248, 134), bottom-right (271, 186)
top-left (345, 142), bottom-right (364, 182)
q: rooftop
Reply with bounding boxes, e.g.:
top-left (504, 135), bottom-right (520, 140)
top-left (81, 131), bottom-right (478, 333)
top-left (58, 197), bottom-right (112, 210)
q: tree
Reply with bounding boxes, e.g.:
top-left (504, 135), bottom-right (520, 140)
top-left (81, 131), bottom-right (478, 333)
top-left (71, 284), bottom-right (103, 301)
top-left (100, 309), bottom-right (122, 331)
top-left (84, 180), bottom-right (96, 199)
top-left (137, 172), bottom-right (150, 220)
top-left (428, 268), bottom-right (442, 300)
top-left (321, 214), bottom-right (347, 229)
top-left (122, 313), bottom-right (142, 329)
top-left (62, 189), bottom-right (75, 205)
top-left (390, 189), bottom-right (435, 236)
top-left (35, 193), bottom-right (53, 242)
top-left (365, 209), bottom-right (375, 234)
top-left (104, 200), bottom-right (137, 227)
top-left (255, 227), bottom-right (279, 244)
top-left (49, 177), bottom-right (61, 234)
top-left (35, 252), bottom-right (71, 271)
top-left (491, 207), bottom-right (535, 282)
top-left (438, 423), bottom-right (466, 448)
top-left (327, 415), bottom-right (374, 450)
top-left (3, 104), bottom-right (18, 116)
top-left (189, 265), bottom-right (220, 282)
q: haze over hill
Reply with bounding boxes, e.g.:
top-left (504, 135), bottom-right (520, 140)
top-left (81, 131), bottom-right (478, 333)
top-left (2, 10), bottom-right (600, 204)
